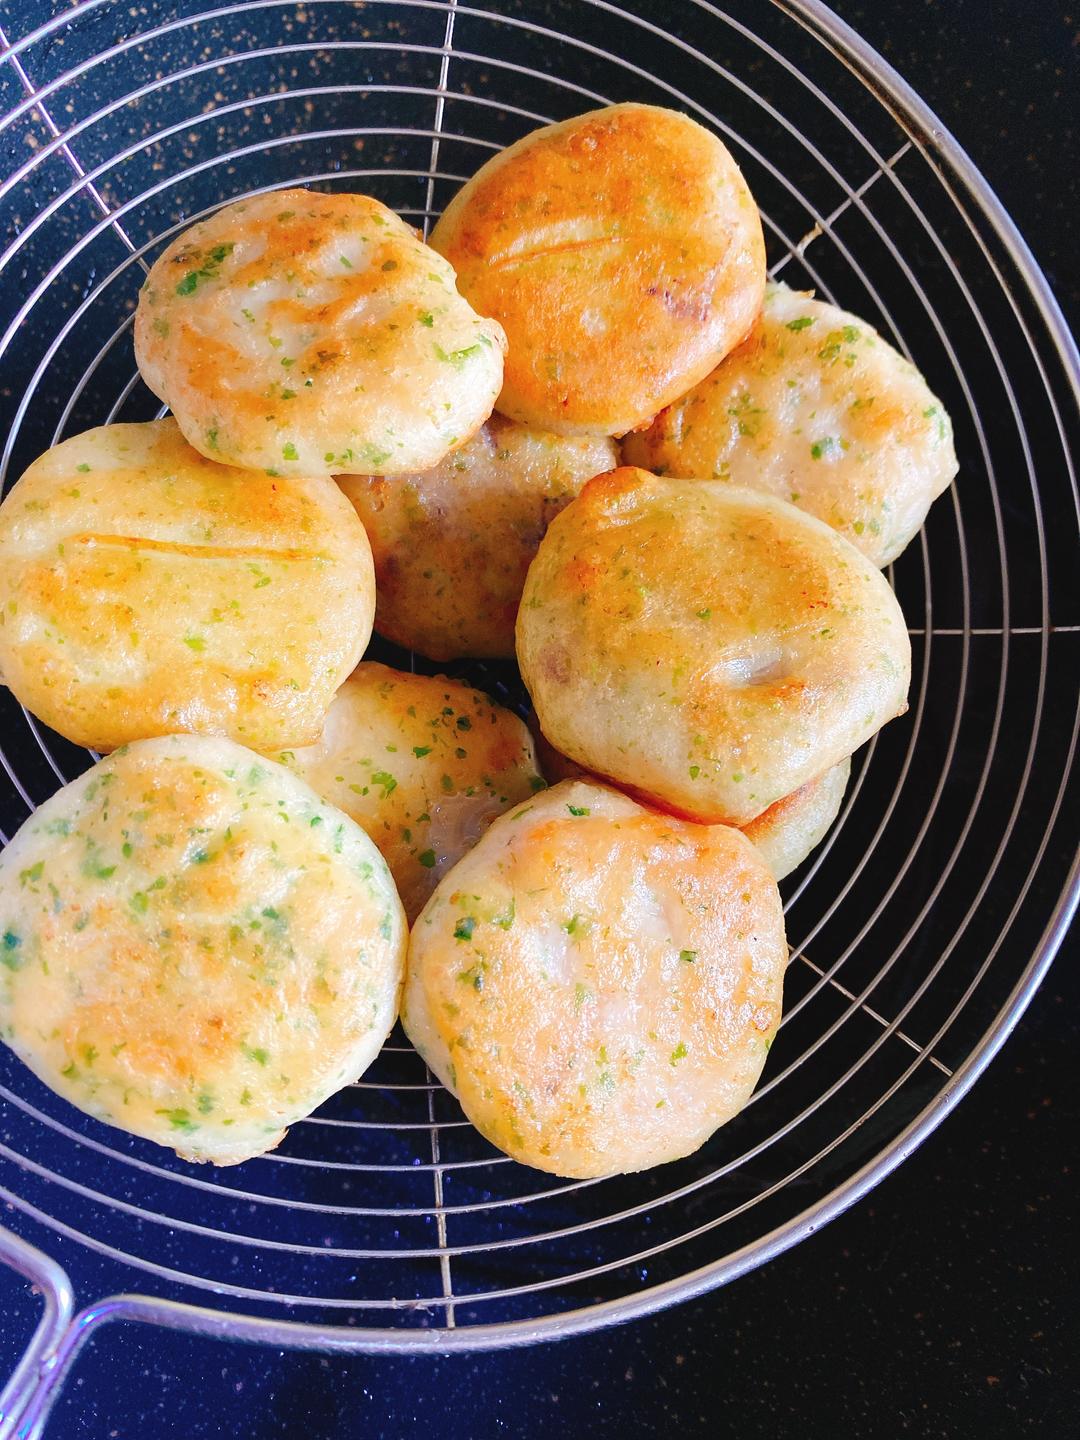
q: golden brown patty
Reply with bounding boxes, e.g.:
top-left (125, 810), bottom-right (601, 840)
top-left (339, 415), bottom-right (616, 659)
top-left (404, 780), bottom-right (787, 1178)
top-left (622, 283), bottom-right (958, 566)
top-left (0, 419), bottom-right (374, 753)
top-left (135, 188), bottom-right (505, 476)
top-left (431, 104), bottom-right (765, 436)
top-left (273, 662), bottom-right (544, 921)
top-left (0, 735), bottom-right (406, 1165)
top-left (517, 467), bottom-right (910, 825)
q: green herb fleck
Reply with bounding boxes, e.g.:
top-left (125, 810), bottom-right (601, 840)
top-left (365, 770), bottom-right (395, 798)
top-left (434, 342), bottom-right (482, 368)
top-left (418, 849), bottom-right (437, 869)
top-left (175, 242), bottom-right (234, 296)
top-left (156, 1108), bottom-right (197, 1132)
top-left (454, 916), bottom-right (476, 942)
top-left (679, 949), bottom-right (698, 964)
top-left (81, 852), bottom-right (116, 880)
top-left (567, 804), bottom-right (590, 817)
top-left (670, 1041), bottom-right (688, 1065)
top-left (810, 437), bottom-right (840, 460)
top-left (458, 960), bottom-right (486, 991)
top-left (786, 315), bottom-right (814, 331)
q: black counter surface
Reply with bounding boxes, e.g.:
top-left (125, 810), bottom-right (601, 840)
top-left (0, 1), bottom-right (1075, 1435)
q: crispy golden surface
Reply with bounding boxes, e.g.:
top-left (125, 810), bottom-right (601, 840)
top-left (431, 104), bottom-right (765, 436)
top-left (517, 468), bottom-right (910, 826)
top-left (622, 284), bottom-right (958, 565)
top-left (0, 736), bottom-right (405, 1165)
top-left (274, 663), bottom-right (544, 922)
top-left (742, 758), bottom-right (850, 881)
top-left (135, 188), bottom-right (505, 476)
top-left (403, 780), bottom-right (786, 1178)
top-left (0, 420), bottom-right (374, 751)
top-left (339, 416), bottom-right (616, 659)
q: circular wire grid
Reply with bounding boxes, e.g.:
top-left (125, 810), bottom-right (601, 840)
top-left (0, 0), bottom-right (1076, 1348)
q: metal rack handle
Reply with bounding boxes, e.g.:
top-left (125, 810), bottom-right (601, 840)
top-left (0, 1226), bottom-right (75, 1440)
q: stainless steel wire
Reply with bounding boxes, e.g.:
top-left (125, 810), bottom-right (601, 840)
top-left (0, 0), bottom-right (1074, 1400)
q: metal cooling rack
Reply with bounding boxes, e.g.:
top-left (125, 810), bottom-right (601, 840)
top-left (0, 0), bottom-right (1076, 1433)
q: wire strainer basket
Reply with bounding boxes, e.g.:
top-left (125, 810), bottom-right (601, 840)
top-left (0, 0), bottom-right (1076, 1432)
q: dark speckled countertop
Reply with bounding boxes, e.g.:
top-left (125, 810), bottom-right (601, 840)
top-left (0, 1), bottom-right (1076, 1435)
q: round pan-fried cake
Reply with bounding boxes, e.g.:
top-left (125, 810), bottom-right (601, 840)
top-left (273, 663), bottom-right (544, 922)
top-left (135, 188), bottom-right (506, 477)
top-left (537, 734), bottom-right (851, 882)
top-left (0, 735), bottom-right (406, 1165)
top-left (517, 467), bottom-right (910, 826)
top-left (403, 780), bottom-right (787, 1178)
top-left (0, 419), bottom-right (374, 752)
top-left (339, 415), bottom-right (616, 659)
top-left (622, 283), bottom-right (958, 566)
top-left (431, 104), bottom-right (765, 436)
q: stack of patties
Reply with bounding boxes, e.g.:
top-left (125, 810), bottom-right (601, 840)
top-left (0, 105), bottom-right (955, 1177)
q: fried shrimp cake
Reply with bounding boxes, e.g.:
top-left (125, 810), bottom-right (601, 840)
top-left (339, 416), bottom-right (616, 659)
top-left (404, 780), bottom-right (787, 1178)
top-left (0, 736), bottom-right (406, 1164)
top-left (623, 284), bottom-right (958, 566)
top-left (431, 104), bottom-right (765, 436)
top-left (135, 188), bottom-right (505, 476)
top-left (0, 419), bottom-right (374, 752)
top-left (517, 468), bottom-right (910, 826)
top-left (274, 663), bottom-right (544, 921)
